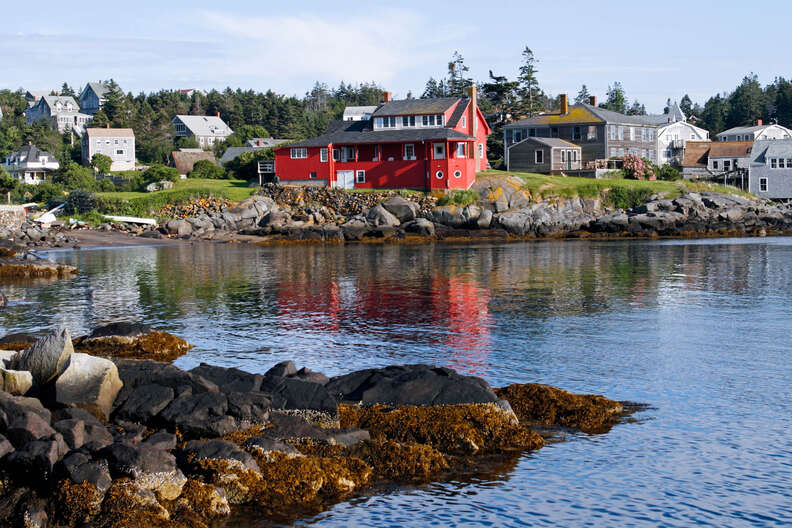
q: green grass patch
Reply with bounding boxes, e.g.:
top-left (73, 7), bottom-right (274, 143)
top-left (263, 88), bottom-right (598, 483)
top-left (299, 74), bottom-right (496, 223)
top-left (95, 179), bottom-right (255, 217)
top-left (67, 210), bottom-right (109, 226)
top-left (437, 190), bottom-right (479, 207)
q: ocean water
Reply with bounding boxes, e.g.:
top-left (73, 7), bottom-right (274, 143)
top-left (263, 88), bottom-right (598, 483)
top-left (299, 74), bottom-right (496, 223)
top-left (2, 238), bottom-right (790, 527)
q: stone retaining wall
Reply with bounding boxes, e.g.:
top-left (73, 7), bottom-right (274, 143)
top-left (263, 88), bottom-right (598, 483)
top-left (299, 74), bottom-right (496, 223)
top-left (0, 206), bottom-right (26, 231)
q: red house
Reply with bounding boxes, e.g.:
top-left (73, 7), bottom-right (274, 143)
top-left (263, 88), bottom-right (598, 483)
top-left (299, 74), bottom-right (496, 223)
top-left (274, 87), bottom-right (490, 190)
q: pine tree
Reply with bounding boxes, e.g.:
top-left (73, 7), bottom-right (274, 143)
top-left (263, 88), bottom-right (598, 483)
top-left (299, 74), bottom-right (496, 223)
top-left (446, 51), bottom-right (473, 97)
top-left (602, 83), bottom-right (627, 113)
top-left (574, 84), bottom-right (591, 104)
top-left (90, 109), bottom-right (109, 128)
top-left (680, 94), bottom-right (693, 117)
top-left (700, 94), bottom-right (728, 135)
top-left (481, 70), bottom-right (518, 127)
top-left (626, 101), bottom-right (646, 115)
top-left (422, 77), bottom-right (444, 99)
top-left (60, 83), bottom-right (75, 97)
top-left (774, 78), bottom-right (792, 127)
top-left (516, 47), bottom-right (543, 117)
top-left (726, 74), bottom-right (765, 128)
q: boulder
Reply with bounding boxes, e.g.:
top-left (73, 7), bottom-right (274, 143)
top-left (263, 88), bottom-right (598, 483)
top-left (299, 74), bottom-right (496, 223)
top-left (61, 450), bottom-right (112, 494)
top-left (226, 392), bottom-right (271, 425)
top-left (5, 412), bottom-right (56, 447)
top-left (97, 442), bottom-right (186, 500)
top-left (0, 367), bottom-right (32, 395)
top-left (477, 209), bottom-right (493, 229)
top-left (55, 353), bottom-right (123, 421)
top-left (82, 423), bottom-right (114, 451)
top-left (326, 364), bottom-right (499, 406)
top-left (143, 431), bottom-right (177, 451)
top-left (429, 205), bottom-right (466, 228)
top-left (88, 322), bottom-right (152, 339)
top-left (0, 392), bottom-right (51, 424)
top-left (179, 439), bottom-right (260, 473)
top-left (366, 204), bottom-right (400, 227)
top-left (114, 359), bottom-right (217, 397)
top-left (158, 391), bottom-right (235, 438)
top-left (10, 327), bottom-right (72, 386)
top-left (264, 360), bottom-right (296, 378)
top-left (53, 419), bottom-right (85, 450)
top-left (260, 376), bottom-right (339, 427)
top-left (291, 367), bottom-right (330, 385)
top-left (5, 439), bottom-right (62, 481)
top-left (114, 383), bottom-right (174, 423)
top-left (164, 219), bottom-right (192, 236)
top-left (190, 363), bottom-right (263, 392)
top-left (382, 196), bottom-right (419, 223)
top-left (402, 218), bottom-right (436, 236)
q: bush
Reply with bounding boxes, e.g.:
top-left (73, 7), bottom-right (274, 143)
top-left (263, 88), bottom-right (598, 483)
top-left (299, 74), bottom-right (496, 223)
top-left (140, 165), bottom-right (179, 190)
top-left (437, 190), bottom-right (479, 207)
top-left (228, 147), bottom-right (276, 180)
top-left (175, 136), bottom-right (200, 149)
top-left (622, 155), bottom-right (656, 181)
top-left (657, 165), bottom-right (681, 181)
top-left (189, 159), bottom-right (227, 179)
top-left (605, 187), bottom-right (653, 210)
top-left (52, 162), bottom-right (99, 191)
top-left (95, 188), bottom-right (234, 217)
top-left (64, 190), bottom-right (99, 214)
top-left (91, 153), bottom-right (113, 175)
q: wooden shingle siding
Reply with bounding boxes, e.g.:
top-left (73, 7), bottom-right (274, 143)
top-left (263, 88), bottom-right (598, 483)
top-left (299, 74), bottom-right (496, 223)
top-left (510, 144), bottom-right (552, 173)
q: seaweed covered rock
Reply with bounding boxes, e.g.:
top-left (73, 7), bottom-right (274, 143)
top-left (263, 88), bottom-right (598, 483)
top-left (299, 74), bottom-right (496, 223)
top-left (326, 364), bottom-right (499, 407)
top-left (260, 375), bottom-right (338, 427)
top-left (339, 402), bottom-right (544, 455)
top-left (0, 333), bottom-right (37, 352)
top-left (495, 383), bottom-right (625, 434)
top-left (0, 250), bottom-right (78, 279)
top-left (74, 325), bottom-right (193, 362)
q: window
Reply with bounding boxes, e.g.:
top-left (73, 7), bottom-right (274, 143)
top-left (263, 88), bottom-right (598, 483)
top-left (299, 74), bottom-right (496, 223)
top-left (332, 149), bottom-right (340, 161)
top-left (629, 127), bottom-right (635, 141)
top-left (572, 150), bottom-right (578, 162)
top-left (618, 126), bottom-right (624, 140)
top-left (649, 150), bottom-right (655, 161)
top-left (573, 126), bottom-right (581, 141)
top-left (374, 117), bottom-right (383, 128)
top-left (529, 128), bottom-right (536, 137)
top-left (372, 145), bottom-right (379, 161)
top-left (787, 159), bottom-right (792, 168)
top-left (402, 115), bottom-right (415, 127)
top-left (433, 143), bottom-right (445, 159)
top-left (309, 172), bottom-right (317, 179)
top-left (115, 149), bottom-right (124, 155)
top-left (479, 144), bottom-right (484, 158)
top-left (114, 139), bottom-right (119, 145)
top-left (641, 149), bottom-right (647, 158)
top-left (609, 125), bottom-right (617, 140)
top-left (382, 117), bottom-right (396, 128)
top-left (551, 127), bottom-right (559, 138)
top-left (561, 150), bottom-right (566, 162)
top-left (290, 147), bottom-right (307, 159)
top-left (760, 178), bottom-right (768, 192)
top-left (535, 150), bottom-right (544, 164)
top-left (513, 130), bottom-right (522, 143)
top-left (771, 158), bottom-right (778, 168)
top-left (422, 115), bottom-right (429, 126)
top-left (320, 148), bottom-right (328, 162)
top-left (428, 115), bottom-right (435, 126)
top-left (610, 148), bottom-right (617, 158)
top-left (723, 160), bottom-right (731, 170)
top-left (618, 148), bottom-right (624, 157)
top-left (456, 143), bottom-right (466, 158)
top-left (461, 116), bottom-right (467, 128)
top-left (587, 126), bottom-right (597, 141)
top-left (713, 160), bottom-right (719, 170)
top-left (404, 144), bottom-right (415, 160)
top-left (436, 114), bottom-right (444, 126)
top-left (356, 170), bottom-right (366, 184)
top-left (453, 170), bottom-right (462, 178)
top-left (435, 170), bottom-right (444, 179)
top-left (641, 128), bottom-right (647, 141)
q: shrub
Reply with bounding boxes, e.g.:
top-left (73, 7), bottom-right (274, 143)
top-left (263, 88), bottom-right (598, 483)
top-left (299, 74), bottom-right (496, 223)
top-left (26, 182), bottom-right (66, 204)
top-left (52, 162), bottom-right (99, 191)
top-left (622, 155), bottom-right (656, 181)
top-left (657, 165), bottom-right (681, 181)
top-left (189, 159), bottom-right (227, 179)
top-left (90, 153), bottom-right (113, 175)
top-left (64, 190), bottom-right (99, 214)
top-left (437, 190), bottom-right (479, 207)
top-left (140, 165), bottom-right (179, 190)
top-left (96, 188), bottom-right (233, 217)
top-left (605, 187), bottom-right (653, 210)
top-left (175, 136), bottom-right (200, 149)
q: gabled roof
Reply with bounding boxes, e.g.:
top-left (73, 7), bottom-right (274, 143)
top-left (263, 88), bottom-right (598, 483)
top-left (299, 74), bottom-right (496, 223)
top-left (85, 128), bottom-right (134, 137)
top-left (7, 144), bottom-right (55, 163)
top-left (173, 115), bottom-right (233, 137)
top-left (656, 120), bottom-right (709, 136)
top-left (716, 124), bottom-right (792, 137)
top-left (681, 141), bottom-right (711, 167)
top-left (41, 95), bottom-right (79, 112)
top-left (709, 141), bottom-right (753, 158)
top-left (372, 97), bottom-right (460, 117)
top-left (510, 137), bottom-right (580, 149)
top-left (446, 99), bottom-right (469, 127)
top-left (86, 82), bottom-right (111, 98)
top-left (749, 139), bottom-right (792, 164)
top-left (507, 103), bottom-right (669, 128)
top-left (284, 119), bottom-right (475, 148)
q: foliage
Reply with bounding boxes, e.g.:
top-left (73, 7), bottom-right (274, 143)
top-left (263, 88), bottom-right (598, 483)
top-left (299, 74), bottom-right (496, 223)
top-left (601, 82), bottom-right (627, 113)
top-left (52, 162), bottom-right (100, 190)
top-left (189, 159), bottom-right (227, 179)
top-left (437, 190), bottom-right (479, 207)
top-left (0, 169), bottom-right (18, 196)
top-left (64, 190), bottom-right (99, 214)
top-left (574, 85), bottom-right (591, 104)
top-left (657, 165), bottom-right (681, 181)
top-left (227, 147), bottom-right (276, 180)
top-left (11, 181), bottom-right (65, 204)
top-left (446, 51), bottom-right (473, 97)
top-left (91, 153), bottom-right (112, 175)
top-left (69, 210), bottom-right (109, 226)
top-left (622, 154), bottom-right (657, 181)
top-left (140, 164), bottom-right (180, 189)
top-left (604, 187), bottom-right (653, 210)
top-left (175, 136), bottom-right (200, 149)
top-left (517, 46), bottom-right (543, 117)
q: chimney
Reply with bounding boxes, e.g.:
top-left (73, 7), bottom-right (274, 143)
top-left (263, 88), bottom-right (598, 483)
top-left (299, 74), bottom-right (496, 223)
top-left (257, 139), bottom-right (262, 147)
top-left (106, 123), bottom-right (110, 128)
top-left (757, 119), bottom-right (763, 126)
top-left (383, 91), bottom-right (392, 103)
top-left (589, 95), bottom-right (597, 106)
top-left (216, 111), bottom-right (220, 118)
top-left (560, 94), bottom-right (569, 114)
top-left (28, 141), bottom-right (32, 146)
top-left (468, 85), bottom-right (479, 171)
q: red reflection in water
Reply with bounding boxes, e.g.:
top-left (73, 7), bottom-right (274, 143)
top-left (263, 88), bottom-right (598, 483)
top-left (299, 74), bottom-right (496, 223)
top-left (277, 280), bottom-right (341, 332)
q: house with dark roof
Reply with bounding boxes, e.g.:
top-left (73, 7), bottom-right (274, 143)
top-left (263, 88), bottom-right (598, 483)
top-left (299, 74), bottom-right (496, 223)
top-left (79, 82), bottom-right (113, 115)
top-left (273, 88), bottom-right (490, 190)
top-left (1, 143), bottom-right (60, 184)
top-left (747, 139), bottom-right (792, 198)
top-left (25, 95), bottom-right (92, 133)
top-left (504, 94), bottom-right (669, 169)
top-left (506, 137), bottom-right (582, 174)
top-left (219, 138), bottom-right (291, 167)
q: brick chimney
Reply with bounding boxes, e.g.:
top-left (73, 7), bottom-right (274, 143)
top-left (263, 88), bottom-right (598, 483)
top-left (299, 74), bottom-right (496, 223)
top-left (468, 85), bottom-right (479, 171)
top-left (560, 94), bottom-right (569, 114)
top-left (106, 123), bottom-right (110, 128)
top-left (589, 95), bottom-right (597, 106)
top-left (757, 119), bottom-right (763, 126)
top-left (256, 139), bottom-right (262, 147)
top-left (383, 91), bottom-right (392, 103)
top-left (216, 111), bottom-right (221, 118)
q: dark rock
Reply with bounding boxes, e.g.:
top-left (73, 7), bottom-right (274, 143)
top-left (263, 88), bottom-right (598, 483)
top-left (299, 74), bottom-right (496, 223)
top-left (429, 205), bottom-right (466, 228)
top-left (0, 434), bottom-right (13, 458)
top-left (291, 367), bottom-right (330, 385)
top-left (51, 407), bottom-right (102, 426)
top-left (326, 364), bottom-right (499, 406)
top-left (6, 439), bottom-right (62, 481)
top-left (382, 196), bottom-right (419, 223)
top-left (88, 322), bottom-right (153, 339)
top-left (327, 428), bottom-right (371, 447)
top-left (112, 421), bottom-right (147, 444)
top-left (61, 450), bottom-right (112, 493)
top-left (5, 412), bottom-right (56, 447)
top-left (114, 383), bottom-right (174, 423)
top-left (82, 423), bottom-right (114, 451)
top-left (260, 376), bottom-right (338, 426)
top-left (242, 436), bottom-right (301, 457)
top-left (138, 230), bottom-right (162, 239)
top-left (159, 391), bottom-right (235, 438)
top-left (114, 359), bottom-right (217, 400)
top-left (0, 332), bottom-right (37, 346)
top-left (190, 363), bottom-right (263, 392)
top-left (226, 392), bottom-right (271, 425)
top-left (402, 218), bottom-right (436, 236)
top-left (264, 360), bottom-right (297, 378)
top-left (366, 204), bottom-right (400, 227)
top-left (10, 327), bottom-right (72, 386)
top-left (179, 439), bottom-right (259, 472)
top-left (97, 441), bottom-right (176, 478)
top-left (53, 419), bottom-right (85, 450)
top-left (143, 431), bottom-right (177, 451)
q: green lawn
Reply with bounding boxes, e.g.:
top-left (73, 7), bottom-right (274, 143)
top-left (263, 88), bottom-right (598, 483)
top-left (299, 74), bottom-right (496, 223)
top-left (479, 170), bottom-right (753, 201)
top-left (97, 178), bottom-right (256, 202)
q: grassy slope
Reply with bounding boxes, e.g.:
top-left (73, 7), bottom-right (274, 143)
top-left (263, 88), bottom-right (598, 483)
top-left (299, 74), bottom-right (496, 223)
top-left (481, 170), bottom-right (753, 200)
top-left (97, 178), bottom-right (256, 202)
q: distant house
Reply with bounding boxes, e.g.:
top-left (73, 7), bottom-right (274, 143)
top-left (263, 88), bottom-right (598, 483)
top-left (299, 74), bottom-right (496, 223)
top-left (177, 89), bottom-right (203, 98)
top-left (656, 120), bottom-right (710, 167)
top-left (747, 139), bottom-right (792, 199)
top-left (506, 137), bottom-right (582, 173)
top-left (25, 90), bottom-right (49, 108)
top-left (79, 82), bottom-right (112, 115)
top-left (1, 143), bottom-right (59, 184)
top-left (342, 106), bottom-right (378, 121)
top-left (219, 138), bottom-right (291, 167)
top-left (25, 95), bottom-right (92, 133)
top-left (504, 94), bottom-right (663, 168)
top-left (680, 141), bottom-right (753, 179)
top-left (171, 150), bottom-right (217, 177)
top-left (82, 128), bottom-right (136, 171)
top-left (172, 114), bottom-right (233, 149)
top-left (716, 121), bottom-right (792, 142)
top-left (273, 88), bottom-right (490, 190)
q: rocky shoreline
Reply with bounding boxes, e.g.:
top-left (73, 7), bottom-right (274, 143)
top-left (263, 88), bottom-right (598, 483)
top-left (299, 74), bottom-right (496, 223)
top-left (0, 324), bottom-right (633, 527)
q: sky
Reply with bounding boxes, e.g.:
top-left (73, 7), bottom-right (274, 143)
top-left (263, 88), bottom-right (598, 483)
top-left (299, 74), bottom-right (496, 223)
top-left (2, 0), bottom-right (790, 113)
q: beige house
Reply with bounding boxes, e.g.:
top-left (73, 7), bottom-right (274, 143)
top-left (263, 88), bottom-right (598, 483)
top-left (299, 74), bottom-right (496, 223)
top-left (82, 128), bottom-right (136, 171)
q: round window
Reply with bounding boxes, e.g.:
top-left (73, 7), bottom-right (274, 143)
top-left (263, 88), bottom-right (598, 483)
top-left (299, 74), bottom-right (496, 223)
top-left (453, 170), bottom-right (462, 179)
top-left (435, 170), bottom-right (444, 179)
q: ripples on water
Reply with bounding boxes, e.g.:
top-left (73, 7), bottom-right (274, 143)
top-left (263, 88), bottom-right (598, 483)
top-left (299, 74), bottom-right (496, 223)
top-left (2, 238), bottom-right (791, 527)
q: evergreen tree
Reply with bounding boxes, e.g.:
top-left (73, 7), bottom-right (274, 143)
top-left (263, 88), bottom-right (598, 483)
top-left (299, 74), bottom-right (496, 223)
top-left (446, 51), bottom-right (473, 97)
top-left (90, 109), bottom-right (109, 128)
top-left (422, 77), bottom-right (445, 99)
top-left (726, 74), bottom-right (764, 128)
top-left (601, 82), bottom-right (627, 113)
top-left (516, 46), bottom-right (543, 117)
top-left (574, 84), bottom-right (591, 104)
top-left (626, 101), bottom-right (647, 115)
top-left (774, 78), bottom-right (792, 127)
top-left (680, 94), bottom-right (693, 117)
top-left (700, 94), bottom-right (728, 134)
top-left (481, 70), bottom-right (518, 127)
top-left (60, 83), bottom-right (75, 97)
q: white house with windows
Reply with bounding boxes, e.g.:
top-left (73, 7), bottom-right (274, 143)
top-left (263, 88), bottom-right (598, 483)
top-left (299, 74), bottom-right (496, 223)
top-left (172, 114), bottom-right (233, 149)
top-left (656, 120), bottom-right (710, 166)
top-left (342, 106), bottom-right (377, 121)
top-left (81, 128), bottom-right (136, 171)
top-left (716, 122), bottom-right (792, 142)
top-left (1, 143), bottom-right (60, 184)
top-left (25, 95), bottom-right (92, 133)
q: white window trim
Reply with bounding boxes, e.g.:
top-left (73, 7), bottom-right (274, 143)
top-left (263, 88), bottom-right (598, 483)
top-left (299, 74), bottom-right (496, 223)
top-left (320, 148), bottom-right (328, 162)
top-left (759, 178), bottom-right (768, 192)
top-left (478, 144), bottom-right (484, 158)
top-left (456, 142), bottom-right (466, 158)
top-left (433, 143), bottom-right (446, 160)
top-left (356, 170), bottom-right (366, 184)
top-left (461, 115), bottom-right (467, 128)
top-left (535, 150), bottom-right (544, 164)
top-left (403, 144), bottom-right (415, 161)
top-left (290, 147), bottom-right (307, 159)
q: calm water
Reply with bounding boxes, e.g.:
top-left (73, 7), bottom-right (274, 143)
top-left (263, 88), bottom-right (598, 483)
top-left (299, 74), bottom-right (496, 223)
top-left (2, 239), bottom-right (791, 527)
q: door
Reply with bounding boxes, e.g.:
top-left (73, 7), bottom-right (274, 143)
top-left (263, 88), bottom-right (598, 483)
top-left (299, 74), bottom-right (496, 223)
top-left (567, 150), bottom-right (572, 170)
top-left (336, 170), bottom-right (355, 189)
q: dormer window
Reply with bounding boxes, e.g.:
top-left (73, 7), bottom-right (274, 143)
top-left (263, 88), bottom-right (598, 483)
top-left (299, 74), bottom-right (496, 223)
top-left (461, 116), bottom-right (467, 128)
top-left (402, 116), bottom-right (415, 127)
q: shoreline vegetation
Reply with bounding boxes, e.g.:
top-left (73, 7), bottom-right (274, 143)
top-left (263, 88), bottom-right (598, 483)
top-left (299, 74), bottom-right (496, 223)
top-left (0, 325), bottom-right (636, 527)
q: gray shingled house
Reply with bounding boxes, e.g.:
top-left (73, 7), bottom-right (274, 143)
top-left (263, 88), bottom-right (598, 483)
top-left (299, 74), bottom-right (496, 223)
top-left (79, 82), bottom-right (113, 115)
top-left (506, 137), bottom-right (582, 173)
top-left (748, 139), bottom-right (792, 199)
